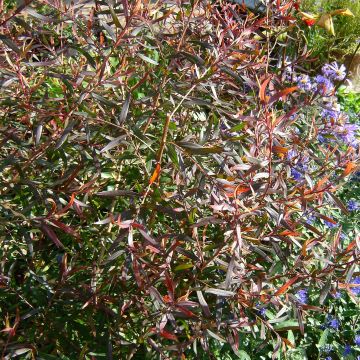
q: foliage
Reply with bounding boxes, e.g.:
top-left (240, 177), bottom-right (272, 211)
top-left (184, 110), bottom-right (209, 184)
top-left (0, 0), bottom-right (359, 359)
top-left (299, 0), bottom-right (360, 65)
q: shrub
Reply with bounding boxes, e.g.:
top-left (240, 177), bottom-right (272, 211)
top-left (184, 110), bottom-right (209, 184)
top-left (0, 0), bottom-right (359, 359)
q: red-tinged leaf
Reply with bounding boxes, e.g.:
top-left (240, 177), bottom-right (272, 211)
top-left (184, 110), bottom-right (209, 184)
top-left (269, 87), bottom-right (297, 104)
top-left (56, 193), bottom-right (76, 216)
top-left (49, 219), bottom-right (81, 240)
top-left (344, 241), bottom-right (356, 253)
top-left (342, 162), bottom-right (357, 177)
top-left (176, 305), bottom-right (197, 318)
top-left (150, 163), bottom-right (161, 184)
top-left (146, 244), bottom-right (161, 254)
top-left (160, 330), bottom-right (178, 341)
top-left (259, 77), bottom-right (271, 103)
top-left (315, 176), bottom-right (329, 191)
top-left (40, 222), bottom-right (65, 249)
top-left (275, 275), bottom-right (300, 296)
top-left (165, 271), bottom-right (175, 298)
top-left (317, 214), bottom-right (337, 224)
top-left (163, 295), bottom-right (172, 303)
top-left (278, 230), bottom-right (300, 236)
top-left (132, 259), bottom-right (143, 288)
top-left (0, 327), bottom-right (16, 336)
top-left (303, 19), bottom-right (316, 26)
top-left (225, 185), bottom-right (250, 198)
top-left (138, 228), bottom-right (160, 248)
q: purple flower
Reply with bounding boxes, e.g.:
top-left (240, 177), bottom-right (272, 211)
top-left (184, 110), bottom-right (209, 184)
top-left (257, 307), bottom-right (266, 316)
top-left (321, 107), bottom-right (341, 121)
top-left (322, 62), bottom-right (347, 81)
top-left (347, 200), bottom-right (359, 211)
top-left (350, 277), bottom-right (360, 296)
top-left (329, 317), bottom-right (340, 330)
top-left (355, 334), bottom-right (360, 346)
top-left (291, 168), bottom-right (303, 181)
top-left (332, 291), bottom-right (342, 299)
top-left (304, 210), bottom-right (316, 224)
top-left (314, 75), bottom-right (334, 96)
top-left (318, 134), bottom-right (328, 143)
top-left (344, 344), bottom-right (352, 356)
top-left (297, 74), bottom-right (312, 91)
top-left (287, 149), bottom-right (298, 160)
top-left (322, 63), bottom-right (334, 77)
top-left (325, 357), bottom-right (332, 360)
top-left (296, 289), bottom-right (308, 304)
top-left (306, 215), bottom-right (316, 224)
top-left (336, 123), bottom-right (359, 147)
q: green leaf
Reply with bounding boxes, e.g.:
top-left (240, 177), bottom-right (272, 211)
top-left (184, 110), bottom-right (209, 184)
top-left (317, 328), bottom-right (330, 349)
top-left (174, 263), bottom-right (193, 271)
top-left (236, 350), bottom-right (251, 360)
top-left (274, 320), bottom-right (299, 331)
top-left (138, 53), bottom-right (159, 65)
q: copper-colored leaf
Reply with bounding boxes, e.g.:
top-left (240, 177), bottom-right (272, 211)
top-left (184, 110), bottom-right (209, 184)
top-left (272, 146), bottom-right (289, 155)
top-left (275, 275), bottom-right (300, 296)
top-left (342, 162), bottom-right (357, 177)
top-left (259, 77), bottom-right (271, 103)
top-left (269, 86), bottom-right (297, 103)
top-left (150, 163), bottom-right (161, 184)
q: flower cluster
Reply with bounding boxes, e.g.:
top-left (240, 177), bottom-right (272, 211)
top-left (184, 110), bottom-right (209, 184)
top-left (296, 289), bottom-right (308, 304)
top-left (288, 150), bottom-right (309, 182)
top-left (348, 200), bottom-right (359, 211)
top-left (322, 62), bottom-right (347, 81)
top-left (291, 62), bottom-right (359, 149)
top-left (293, 62), bottom-right (344, 96)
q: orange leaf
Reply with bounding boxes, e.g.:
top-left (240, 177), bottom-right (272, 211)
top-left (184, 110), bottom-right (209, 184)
top-left (275, 275), bottom-right (300, 296)
top-left (149, 163), bottom-right (161, 184)
top-left (225, 186), bottom-right (250, 198)
top-left (302, 239), bottom-right (311, 257)
top-left (259, 77), bottom-right (271, 103)
top-left (269, 86), bottom-right (298, 103)
top-left (303, 19), bottom-right (316, 26)
top-left (343, 162), bottom-right (357, 177)
top-left (279, 230), bottom-right (300, 236)
top-left (272, 146), bottom-right (289, 154)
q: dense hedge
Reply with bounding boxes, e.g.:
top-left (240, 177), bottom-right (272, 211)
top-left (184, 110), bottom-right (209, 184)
top-left (0, 1), bottom-right (359, 359)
